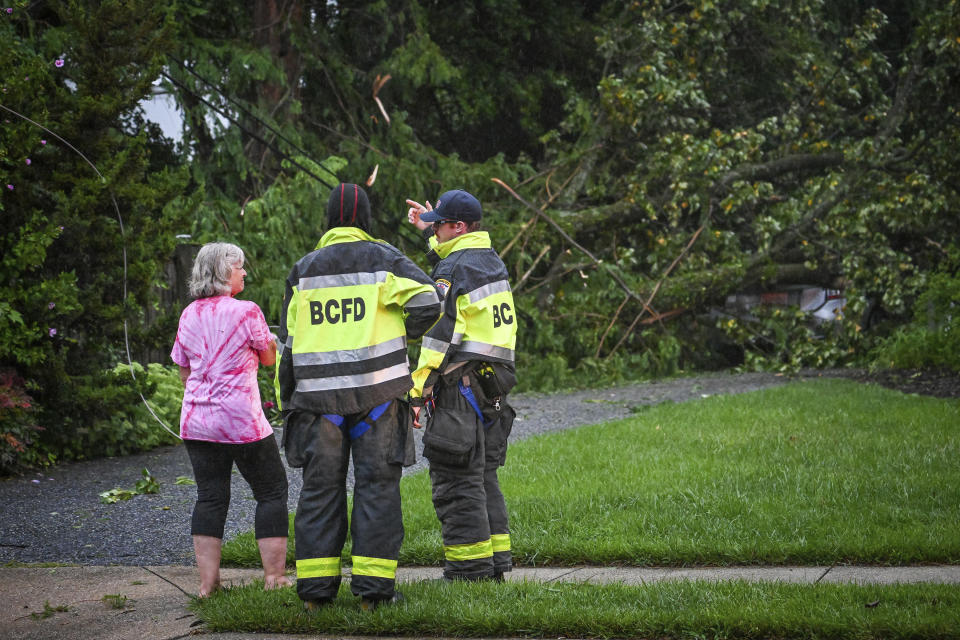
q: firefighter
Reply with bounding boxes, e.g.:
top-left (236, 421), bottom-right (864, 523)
top-left (404, 189), bottom-right (518, 582)
top-left (277, 183), bottom-right (441, 610)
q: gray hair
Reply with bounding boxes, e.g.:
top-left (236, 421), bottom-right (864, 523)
top-left (189, 242), bottom-right (245, 299)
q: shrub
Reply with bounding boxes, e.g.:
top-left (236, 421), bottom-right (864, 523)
top-left (91, 363), bottom-right (183, 455)
top-left (870, 273), bottom-right (960, 372)
top-left (2, 362), bottom-right (183, 473)
top-left (0, 368), bottom-right (52, 475)
top-left (112, 362), bottom-right (185, 437)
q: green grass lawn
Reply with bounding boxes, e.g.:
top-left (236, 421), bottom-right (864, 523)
top-left (193, 579), bottom-right (960, 639)
top-left (204, 379), bottom-right (960, 637)
top-left (223, 378), bottom-right (960, 567)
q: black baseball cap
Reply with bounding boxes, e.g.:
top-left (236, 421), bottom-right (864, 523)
top-left (419, 189), bottom-right (483, 223)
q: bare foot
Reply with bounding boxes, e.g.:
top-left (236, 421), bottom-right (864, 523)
top-left (197, 581), bottom-right (222, 598)
top-left (264, 575), bottom-right (294, 590)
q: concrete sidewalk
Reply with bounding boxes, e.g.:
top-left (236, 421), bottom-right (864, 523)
top-left (3, 564), bottom-right (959, 640)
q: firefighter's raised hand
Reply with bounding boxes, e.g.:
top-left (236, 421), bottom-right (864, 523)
top-left (405, 199), bottom-right (433, 231)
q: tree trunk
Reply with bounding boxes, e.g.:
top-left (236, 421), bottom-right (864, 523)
top-left (247, 0), bottom-right (304, 173)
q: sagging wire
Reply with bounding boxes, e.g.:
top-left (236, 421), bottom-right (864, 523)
top-left (160, 64), bottom-right (336, 190)
top-left (168, 57), bottom-right (341, 183)
top-left (0, 102), bottom-right (182, 440)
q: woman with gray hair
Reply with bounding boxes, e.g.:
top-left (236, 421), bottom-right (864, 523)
top-left (170, 242), bottom-right (291, 596)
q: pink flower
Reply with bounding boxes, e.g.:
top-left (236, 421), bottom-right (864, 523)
top-left (48, 302), bottom-right (55, 310)
top-left (5, 184), bottom-right (12, 190)
top-left (25, 158), bottom-right (31, 165)
top-left (40, 139), bottom-right (47, 145)
top-left (48, 328), bottom-right (57, 337)
top-left (54, 59), bottom-right (64, 68)
top-left (263, 401), bottom-right (275, 409)
top-left (6, 8), bottom-right (12, 14)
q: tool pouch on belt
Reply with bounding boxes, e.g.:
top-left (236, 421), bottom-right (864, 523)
top-left (422, 390), bottom-right (479, 467)
top-left (392, 398), bottom-right (417, 467)
top-left (474, 365), bottom-right (504, 402)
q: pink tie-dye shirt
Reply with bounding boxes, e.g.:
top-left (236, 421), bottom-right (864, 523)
top-left (170, 296), bottom-right (274, 443)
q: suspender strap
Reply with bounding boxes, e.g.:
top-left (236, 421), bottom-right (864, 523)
top-left (323, 399), bottom-right (393, 440)
top-left (323, 414), bottom-right (345, 428)
top-left (458, 380), bottom-right (493, 428)
top-left (349, 399), bottom-right (391, 439)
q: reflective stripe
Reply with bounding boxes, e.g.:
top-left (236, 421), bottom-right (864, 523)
top-left (459, 341), bottom-right (514, 361)
top-left (292, 336), bottom-right (406, 366)
top-left (299, 271), bottom-right (388, 291)
top-left (444, 538), bottom-right (493, 561)
top-left (450, 332), bottom-right (464, 346)
top-left (352, 555), bottom-right (397, 579)
top-left (421, 336), bottom-right (450, 355)
top-left (295, 362), bottom-right (409, 392)
top-left (296, 557), bottom-right (341, 578)
top-left (467, 279), bottom-right (512, 304)
top-left (406, 290), bottom-right (440, 308)
top-left (491, 533), bottom-right (511, 553)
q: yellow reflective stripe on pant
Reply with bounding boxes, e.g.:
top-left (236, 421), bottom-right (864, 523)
top-left (352, 555), bottom-right (398, 579)
top-left (296, 556), bottom-right (341, 578)
top-left (491, 533), bottom-right (511, 553)
top-left (444, 538), bottom-right (493, 561)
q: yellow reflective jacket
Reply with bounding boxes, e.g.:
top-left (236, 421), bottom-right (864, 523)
top-left (276, 227), bottom-right (441, 415)
top-left (412, 231), bottom-right (517, 398)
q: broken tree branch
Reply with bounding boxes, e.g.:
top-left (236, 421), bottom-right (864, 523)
top-left (500, 164), bottom-right (582, 260)
top-left (515, 244), bottom-right (551, 291)
top-left (492, 178), bottom-right (658, 318)
top-left (525, 262), bottom-right (596, 295)
top-left (595, 294), bottom-right (630, 359)
top-left (714, 152), bottom-right (844, 193)
top-left (606, 226), bottom-right (704, 358)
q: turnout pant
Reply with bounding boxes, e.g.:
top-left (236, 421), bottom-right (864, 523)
top-left (284, 400), bottom-right (405, 602)
top-left (424, 376), bottom-right (515, 580)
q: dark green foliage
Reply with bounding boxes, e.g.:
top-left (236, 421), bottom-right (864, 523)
top-left (496, 0), bottom-right (960, 374)
top-left (1, 1), bottom-right (189, 470)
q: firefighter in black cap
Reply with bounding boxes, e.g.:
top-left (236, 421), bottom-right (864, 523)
top-left (405, 189), bottom-right (518, 582)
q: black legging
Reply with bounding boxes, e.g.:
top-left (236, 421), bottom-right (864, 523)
top-left (184, 435), bottom-right (289, 539)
